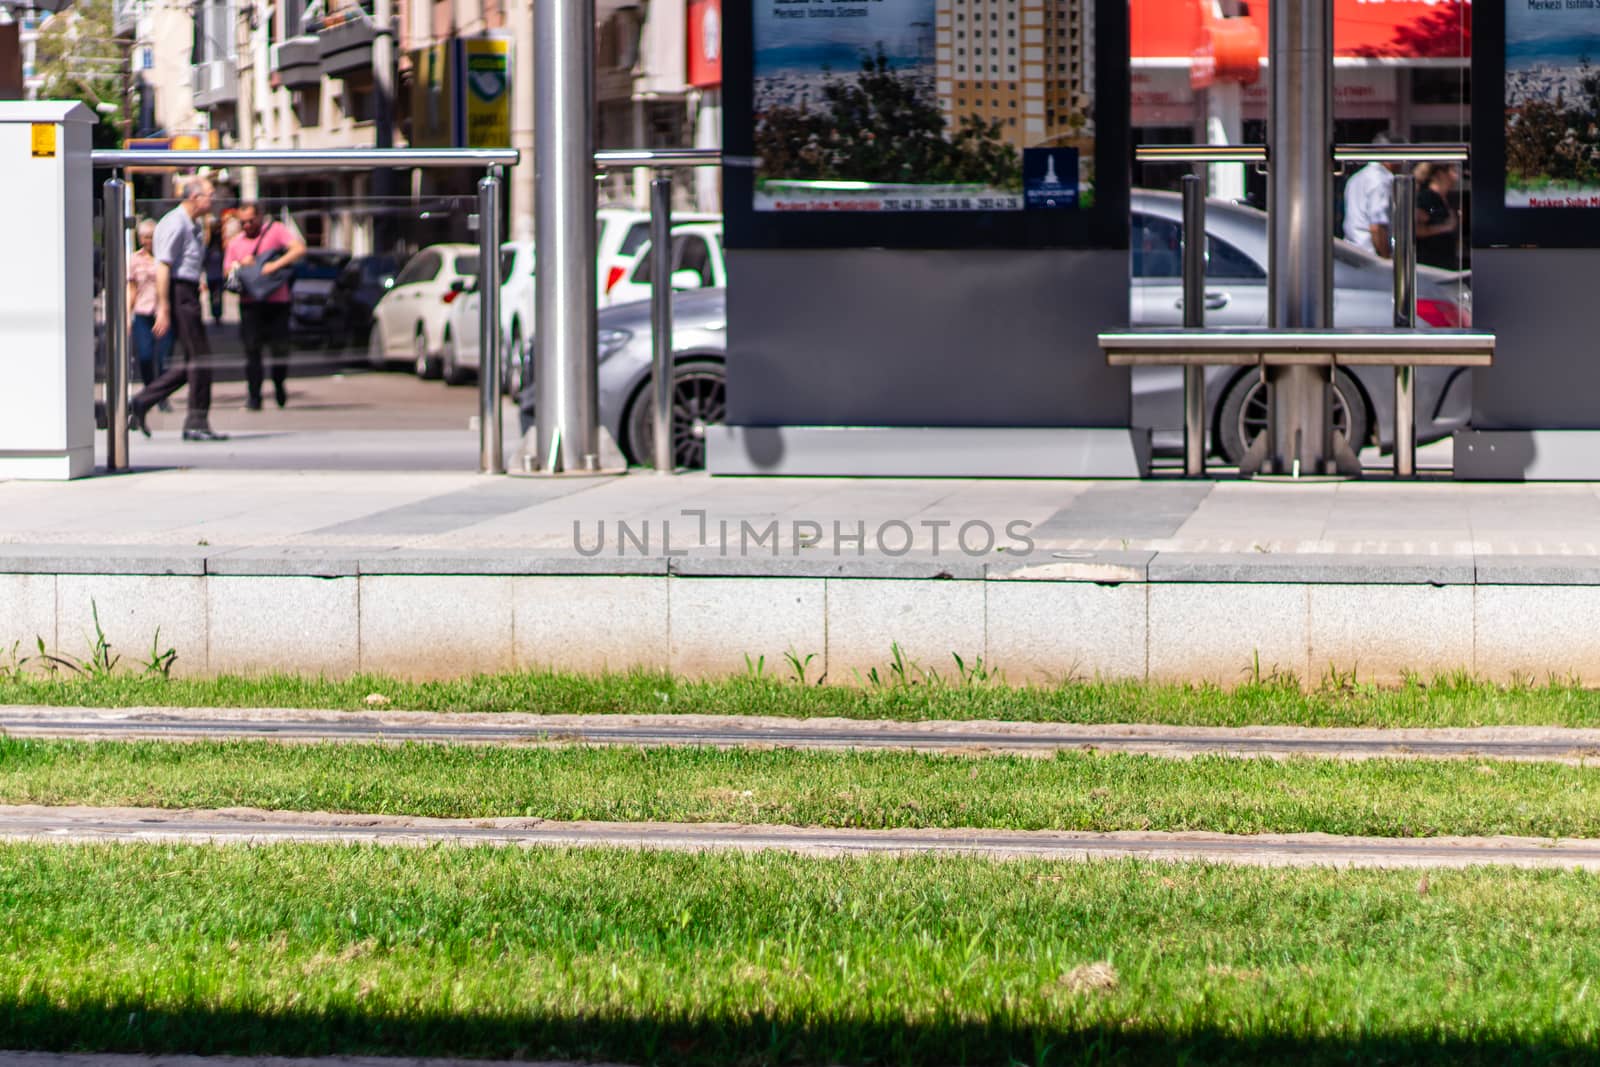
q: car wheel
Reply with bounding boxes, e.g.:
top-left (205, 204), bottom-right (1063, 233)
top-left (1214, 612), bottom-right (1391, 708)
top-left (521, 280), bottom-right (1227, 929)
top-left (1215, 369), bottom-right (1369, 465)
top-left (624, 358), bottom-right (726, 471)
top-left (366, 323), bottom-right (387, 369)
top-left (413, 325), bottom-right (441, 380)
top-left (441, 328), bottom-right (471, 386)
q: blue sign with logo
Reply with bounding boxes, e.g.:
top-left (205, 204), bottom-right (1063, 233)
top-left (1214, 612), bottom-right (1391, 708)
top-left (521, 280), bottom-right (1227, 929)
top-left (1023, 147), bottom-right (1079, 211)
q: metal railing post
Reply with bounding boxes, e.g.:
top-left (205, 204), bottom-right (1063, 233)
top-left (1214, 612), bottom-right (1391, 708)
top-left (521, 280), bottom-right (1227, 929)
top-left (1181, 173), bottom-right (1206, 478)
top-left (533, 0), bottom-right (599, 473)
top-left (478, 167), bottom-right (505, 475)
top-left (103, 177), bottom-right (129, 472)
top-left (1392, 171), bottom-right (1418, 479)
top-left (649, 172), bottom-right (675, 473)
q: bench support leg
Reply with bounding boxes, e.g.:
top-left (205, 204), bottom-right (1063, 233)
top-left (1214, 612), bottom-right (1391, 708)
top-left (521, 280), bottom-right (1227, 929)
top-left (1394, 365), bottom-right (1416, 478)
top-left (1184, 366), bottom-right (1206, 477)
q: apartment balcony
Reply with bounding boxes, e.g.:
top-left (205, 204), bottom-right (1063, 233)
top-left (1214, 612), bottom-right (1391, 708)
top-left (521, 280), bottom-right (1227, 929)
top-left (113, 0), bottom-right (137, 39)
top-left (192, 58), bottom-right (238, 109)
top-left (316, 7), bottom-right (376, 80)
top-left (273, 36), bottom-right (323, 91)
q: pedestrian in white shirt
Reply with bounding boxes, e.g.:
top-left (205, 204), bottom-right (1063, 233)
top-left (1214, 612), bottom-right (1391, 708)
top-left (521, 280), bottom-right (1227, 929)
top-left (1343, 132), bottom-right (1401, 259)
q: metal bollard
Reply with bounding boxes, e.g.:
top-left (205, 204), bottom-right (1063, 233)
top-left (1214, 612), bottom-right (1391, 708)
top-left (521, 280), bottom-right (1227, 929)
top-left (1181, 173), bottom-right (1206, 477)
top-left (103, 177), bottom-right (130, 473)
top-left (649, 172), bottom-right (675, 474)
top-left (477, 168), bottom-right (505, 475)
top-left (1392, 172), bottom-right (1417, 478)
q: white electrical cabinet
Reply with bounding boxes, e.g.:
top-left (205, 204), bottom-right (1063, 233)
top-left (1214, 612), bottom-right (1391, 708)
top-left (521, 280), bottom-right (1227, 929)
top-left (0, 102), bottom-right (95, 479)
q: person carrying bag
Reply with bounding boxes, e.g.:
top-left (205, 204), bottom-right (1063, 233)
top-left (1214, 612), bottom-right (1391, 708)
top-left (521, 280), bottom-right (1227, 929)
top-left (225, 204), bottom-right (306, 410)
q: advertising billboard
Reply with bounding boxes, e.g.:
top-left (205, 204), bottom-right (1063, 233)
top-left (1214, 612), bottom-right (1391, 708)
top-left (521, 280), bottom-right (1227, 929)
top-left (689, 0), bottom-right (723, 88)
top-left (408, 42), bottom-right (456, 149)
top-left (1505, 2), bottom-right (1600, 209)
top-left (407, 36), bottom-right (511, 149)
top-left (1473, 2), bottom-right (1600, 247)
top-left (752, 0), bottom-right (1095, 214)
top-left (725, 0), bottom-right (1128, 248)
top-left (461, 36), bottom-right (512, 148)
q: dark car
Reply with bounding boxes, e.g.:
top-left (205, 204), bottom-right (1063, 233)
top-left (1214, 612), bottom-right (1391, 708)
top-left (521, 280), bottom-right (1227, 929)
top-left (288, 249), bottom-right (353, 349)
top-left (333, 253), bottom-right (401, 350)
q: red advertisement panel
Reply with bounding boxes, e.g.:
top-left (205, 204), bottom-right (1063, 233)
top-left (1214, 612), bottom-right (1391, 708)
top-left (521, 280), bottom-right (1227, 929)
top-left (688, 0), bottom-right (722, 89)
top-left (1133, 0), bottom-right (1470, 62)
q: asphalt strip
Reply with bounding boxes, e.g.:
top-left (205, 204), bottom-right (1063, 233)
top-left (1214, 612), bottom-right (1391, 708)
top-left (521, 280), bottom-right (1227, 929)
top-left (4, 706), bottom-right (1600, 762)
top-left (4, 804), bottom-right (1600, 870)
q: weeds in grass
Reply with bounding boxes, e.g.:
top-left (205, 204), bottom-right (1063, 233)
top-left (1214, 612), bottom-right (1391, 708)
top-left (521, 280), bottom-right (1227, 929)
top-left (784, 650), bottom-right (819, 686)
top-left (141, 629), bottom-right (177, 680)
top-left (1244, 650), bottom-right (1298, 690)
top-left (2, 602), bottom-right (177, 682)
top-left (744, 654), bottom-right (766, 680)
top-left (0, 641), bottom-right (31, 683)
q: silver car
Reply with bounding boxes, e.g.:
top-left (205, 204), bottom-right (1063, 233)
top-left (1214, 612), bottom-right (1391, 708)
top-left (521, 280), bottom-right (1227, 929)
top-left (523, 193), bottom-right (1472, 469)
top-left (1132, 189), bottom-right (1472, 461)
top-left (517, 287), bottom-right (728, 468)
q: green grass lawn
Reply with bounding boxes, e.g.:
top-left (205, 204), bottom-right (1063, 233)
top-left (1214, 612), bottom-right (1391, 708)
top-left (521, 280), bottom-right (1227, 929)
top-left (3, 843), bottom-right (1599, 1065)
top-left (7, 736), bottom-right (1600, 839)
top-left (7, 668), bottom-right (1600, 728)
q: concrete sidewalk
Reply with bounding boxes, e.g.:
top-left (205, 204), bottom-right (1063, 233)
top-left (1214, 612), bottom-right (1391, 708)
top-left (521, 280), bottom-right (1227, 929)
top-left (3, 468), bottom-right (1600, 683)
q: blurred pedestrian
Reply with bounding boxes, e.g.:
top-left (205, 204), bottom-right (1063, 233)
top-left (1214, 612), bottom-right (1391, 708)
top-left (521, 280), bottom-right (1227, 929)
top-left (128, 175), bottom-right (228, 441)
top-left (226, 202), bottom-right (306, 410)
top-left (1413, 162), bottom-right (1462, 272)
top-left (126, 218), bottom-right (175, 412)
top-left (1344, 131), bottom-right (1401, 259)
top-left (203, 214), bottom-right (227, 323)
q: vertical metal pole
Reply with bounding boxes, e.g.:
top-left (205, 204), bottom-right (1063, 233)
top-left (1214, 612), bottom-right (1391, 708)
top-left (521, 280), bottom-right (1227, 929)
top-left (1181, 173), bottom-right (1206, 478)
top-left (532, 0), bottom-right (599, 473)
top-left (1392, 171), bottom-right (1417, 479)
top-left (370, 0), bottom-right (396, 252)
top-left (103, 177), bottom-right (130, 473)
top-left (478, 167), bottom-right (505, 475)
top-left (649, 172), bottom-right (675, 473)
top-left (1266, 0), bottom-right (1334, 477)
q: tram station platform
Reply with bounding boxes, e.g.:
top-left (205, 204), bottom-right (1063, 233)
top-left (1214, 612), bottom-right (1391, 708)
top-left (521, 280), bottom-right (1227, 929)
top-left (3, 464), bottom-right (1599, 687)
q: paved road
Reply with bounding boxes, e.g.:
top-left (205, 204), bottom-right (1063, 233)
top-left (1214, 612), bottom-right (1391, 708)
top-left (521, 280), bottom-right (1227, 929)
top-left (6, 707), bottom-right (1600, 761)
top-left (2, 804), bottom-right (1594, 870)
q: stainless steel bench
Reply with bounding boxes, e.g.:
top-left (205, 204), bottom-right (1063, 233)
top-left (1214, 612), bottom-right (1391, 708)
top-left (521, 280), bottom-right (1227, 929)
top-left (1098, 327), bottom-right (1495, 476)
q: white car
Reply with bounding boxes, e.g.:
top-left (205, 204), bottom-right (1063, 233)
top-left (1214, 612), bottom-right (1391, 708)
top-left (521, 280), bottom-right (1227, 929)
top-left (443, 210), bottom-right (720, 389)
top-left (366, 243), bottom-right (480, 378)
top-left (597, 207), bottom-right (719, 306)
top-left (604, 221), bottom-right (725, 307)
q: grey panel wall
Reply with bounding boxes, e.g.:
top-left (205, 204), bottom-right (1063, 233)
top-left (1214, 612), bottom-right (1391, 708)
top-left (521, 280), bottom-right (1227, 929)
top-left (1472, 248), bottom-right (1600, 429)
top-left (726, 248), bottom-right (1131, 428)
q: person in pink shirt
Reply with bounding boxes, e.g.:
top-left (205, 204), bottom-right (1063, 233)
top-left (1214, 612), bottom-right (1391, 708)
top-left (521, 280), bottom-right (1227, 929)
top-left (126, 218), bottom-right (175, 404)
top-left (225, 203), bottom-right (306, 410)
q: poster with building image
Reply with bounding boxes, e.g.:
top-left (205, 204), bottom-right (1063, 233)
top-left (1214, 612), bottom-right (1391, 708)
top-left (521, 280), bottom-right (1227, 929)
top-left (753, 0), bottom-right (1095, 212)
top-left (1505, 2), bottom-right (1600, 208)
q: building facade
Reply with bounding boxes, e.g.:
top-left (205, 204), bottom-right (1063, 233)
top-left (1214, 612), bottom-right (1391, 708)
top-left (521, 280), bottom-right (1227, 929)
top-left (936, 0), bottom-right (1092, 152)
top-left (119, 0), bottom-right (720, 258)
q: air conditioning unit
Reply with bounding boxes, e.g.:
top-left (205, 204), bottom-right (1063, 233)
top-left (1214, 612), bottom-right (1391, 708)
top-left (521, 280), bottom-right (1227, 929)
top-left (269, 41), bottom-right (281, 69)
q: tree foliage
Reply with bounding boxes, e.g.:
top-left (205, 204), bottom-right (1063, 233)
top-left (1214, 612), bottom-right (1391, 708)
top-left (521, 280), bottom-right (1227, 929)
top-left (1507, 59), bottom-right (1600, 191)
top-left (36, 0), bottom-right (126, 148)
top-left (756, 49), bottom-right (1020, 190)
